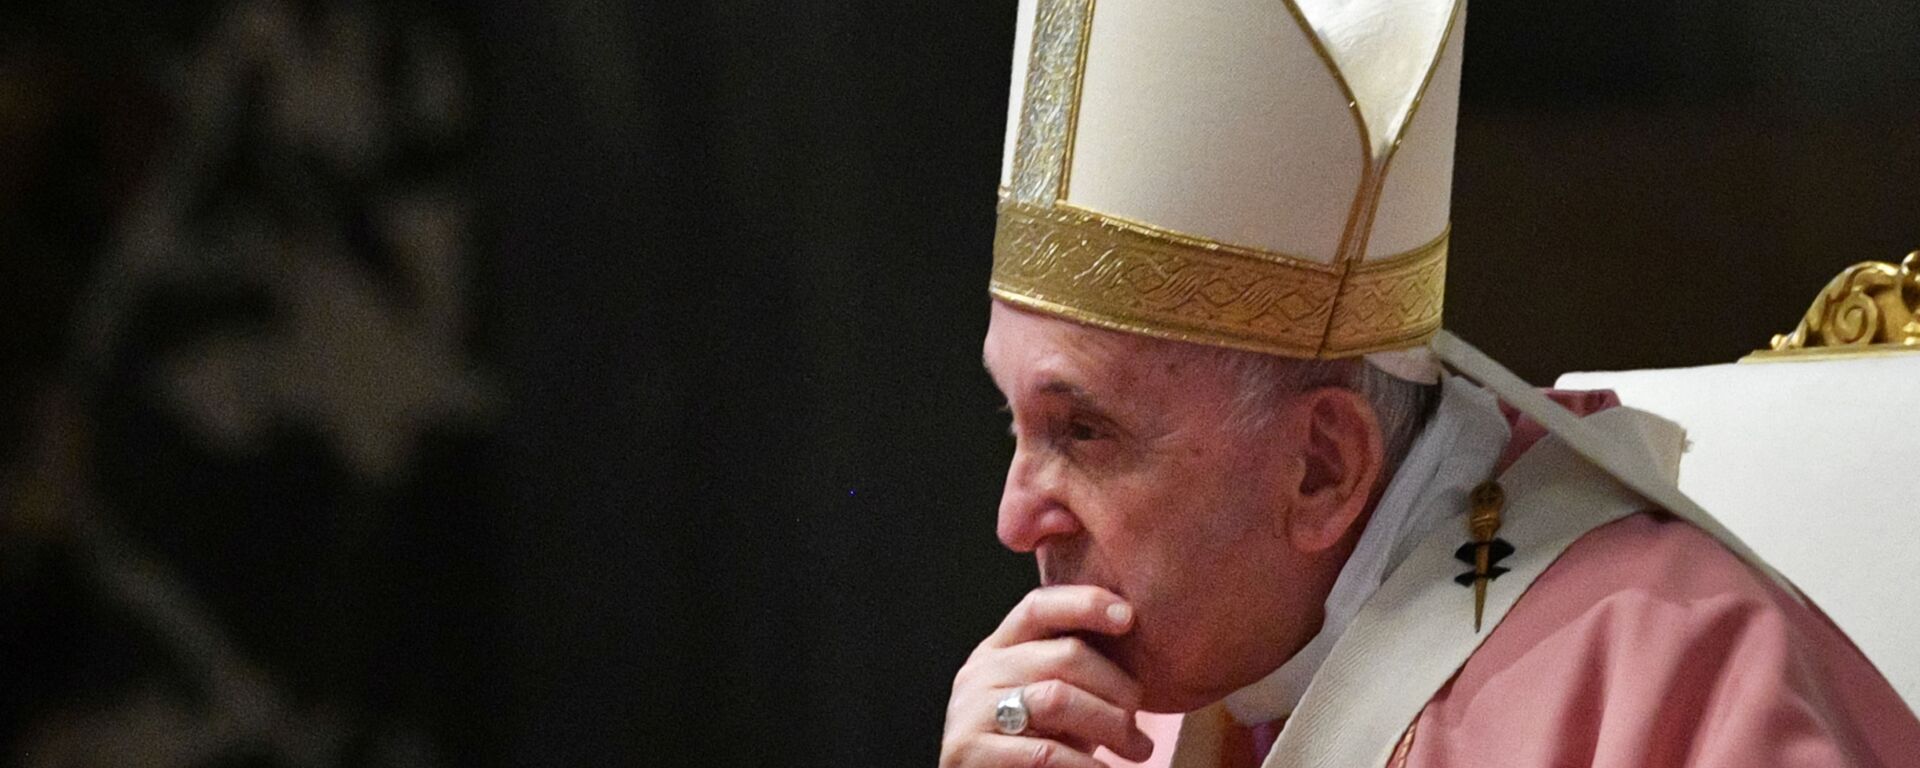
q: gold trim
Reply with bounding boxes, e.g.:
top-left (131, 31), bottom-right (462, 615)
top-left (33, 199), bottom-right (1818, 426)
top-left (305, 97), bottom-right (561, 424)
top-left (1326, 230), bottom-right (1448, 354)
top-left (1009, 0), bottom-right (1097, 206)
top-left (1353, 0), bottom-right (1466, 261)
top-left (1050, 201), bottom-right (1341, 272)
top-left (1385, 717), bottom-right (1419, 768)
top-left (1382, 0), bottom-right (1467, 169)
top-left (1741, 346), bottom-right (1920, 363)
top-left (991, 199), bottom-right (1446, 358)
top-left (1742, 251), bottom-right (1920, 362)
top-left (1277, 0), bottom-right (1377, 269)
top-left (1057, 0), bottom-right (1096, 200)
top-left (1316, 0), bottom-right (1464, 355)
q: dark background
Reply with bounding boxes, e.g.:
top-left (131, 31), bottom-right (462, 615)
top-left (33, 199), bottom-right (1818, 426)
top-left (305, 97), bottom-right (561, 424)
top-left (4, 1), bottom-right (1918, 766)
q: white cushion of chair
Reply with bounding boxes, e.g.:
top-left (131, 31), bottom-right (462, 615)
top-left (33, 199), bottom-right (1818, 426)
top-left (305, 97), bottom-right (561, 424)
top-left (1558, 354), bottom-right (1920, 709)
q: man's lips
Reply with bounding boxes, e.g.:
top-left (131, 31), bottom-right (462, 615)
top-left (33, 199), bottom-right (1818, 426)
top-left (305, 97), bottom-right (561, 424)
top-left (1038, 572), bottom-right (1125, 600)
top-left (1037, 543), bottom-right (1123, 598)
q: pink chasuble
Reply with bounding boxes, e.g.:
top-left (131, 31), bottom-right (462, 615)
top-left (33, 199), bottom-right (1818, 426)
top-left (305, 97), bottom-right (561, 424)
top-left (1395, 511), bottom-right (1920, 768)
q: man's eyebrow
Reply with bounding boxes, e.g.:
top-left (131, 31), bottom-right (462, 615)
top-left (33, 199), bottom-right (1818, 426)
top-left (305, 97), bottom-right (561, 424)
top-left (979, 355), bottom-right (1107, 411)
top-left (1038, 379), bottom-right (1100, 409)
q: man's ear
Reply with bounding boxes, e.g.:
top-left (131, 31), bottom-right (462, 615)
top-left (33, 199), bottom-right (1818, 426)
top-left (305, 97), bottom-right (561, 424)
top-left (1274, 387), bottom-right (1385, 553)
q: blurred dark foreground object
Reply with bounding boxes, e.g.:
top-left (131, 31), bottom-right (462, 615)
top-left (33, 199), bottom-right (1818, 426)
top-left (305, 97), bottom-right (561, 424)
top-left (1, 2), bottom-right (499, 765)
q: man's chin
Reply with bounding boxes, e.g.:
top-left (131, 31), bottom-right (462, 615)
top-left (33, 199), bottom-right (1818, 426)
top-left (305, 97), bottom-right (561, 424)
top-left (1097, 634), bottom-right (1221, 714)
top-left (1090, 635), bottom-right (1176, 713)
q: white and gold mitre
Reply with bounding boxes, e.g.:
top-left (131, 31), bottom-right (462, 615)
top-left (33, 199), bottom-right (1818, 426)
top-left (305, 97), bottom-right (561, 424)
top-left (992, 0), bottom-right (1466, 360)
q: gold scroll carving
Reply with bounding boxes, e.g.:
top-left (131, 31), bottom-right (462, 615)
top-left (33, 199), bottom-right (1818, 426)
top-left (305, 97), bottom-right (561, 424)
top-left (1745, 250), bottom-right (1920, 362)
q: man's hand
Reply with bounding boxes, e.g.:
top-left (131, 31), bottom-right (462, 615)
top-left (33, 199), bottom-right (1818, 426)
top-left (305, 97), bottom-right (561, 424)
top-left (940, 586), bottom-right (1155, 768)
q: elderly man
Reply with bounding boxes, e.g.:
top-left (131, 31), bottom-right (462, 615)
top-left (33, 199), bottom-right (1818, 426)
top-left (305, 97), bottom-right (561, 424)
top-left (940, 1), bottom-right (1920, 766)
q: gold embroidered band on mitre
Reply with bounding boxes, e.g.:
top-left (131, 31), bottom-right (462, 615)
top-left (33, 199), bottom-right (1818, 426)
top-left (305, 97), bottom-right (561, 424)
top-left (990, 198), bottom-right (1447, 359)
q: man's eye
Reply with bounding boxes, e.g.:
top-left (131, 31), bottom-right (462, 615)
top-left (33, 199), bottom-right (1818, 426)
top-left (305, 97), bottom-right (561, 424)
top-left (1065, 420), bottom-right (1102, 441)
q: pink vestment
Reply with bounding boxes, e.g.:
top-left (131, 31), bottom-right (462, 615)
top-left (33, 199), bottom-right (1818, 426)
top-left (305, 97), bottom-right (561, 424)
top-left (1395, 511), bottom-right (1920, 767)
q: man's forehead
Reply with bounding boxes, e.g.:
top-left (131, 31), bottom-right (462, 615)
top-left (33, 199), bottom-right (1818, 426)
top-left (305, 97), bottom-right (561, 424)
top-left (983, 307), bottom-right (1181, 402)
top-left (981, 346), bottom-right (1121, 398)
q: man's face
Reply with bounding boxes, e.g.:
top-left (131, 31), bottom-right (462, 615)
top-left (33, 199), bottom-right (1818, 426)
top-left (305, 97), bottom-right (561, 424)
top-left (982, 302), bottom-right (1325, 712)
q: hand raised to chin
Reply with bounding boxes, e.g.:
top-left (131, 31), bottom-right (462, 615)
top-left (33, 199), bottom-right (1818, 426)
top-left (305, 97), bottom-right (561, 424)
top-left (940, 585), bottom-right (1155, 768)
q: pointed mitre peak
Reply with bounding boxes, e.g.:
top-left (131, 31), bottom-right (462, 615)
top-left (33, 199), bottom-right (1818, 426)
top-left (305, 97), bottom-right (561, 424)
top-left (1294, 0), bottom-right (1460, 161)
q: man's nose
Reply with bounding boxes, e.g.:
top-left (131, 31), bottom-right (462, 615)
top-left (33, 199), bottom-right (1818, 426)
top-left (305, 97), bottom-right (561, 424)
top-left (996, 450), bottom-right (1081, 552)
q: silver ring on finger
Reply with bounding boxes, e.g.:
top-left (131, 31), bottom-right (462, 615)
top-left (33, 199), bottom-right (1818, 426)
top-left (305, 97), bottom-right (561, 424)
top-left (993, 686), bottom-right (1030, 735)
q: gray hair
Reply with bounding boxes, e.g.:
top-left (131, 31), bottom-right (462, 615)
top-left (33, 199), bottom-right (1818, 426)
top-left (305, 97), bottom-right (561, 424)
top-left (1203, 347), bottom-right (1438, 476)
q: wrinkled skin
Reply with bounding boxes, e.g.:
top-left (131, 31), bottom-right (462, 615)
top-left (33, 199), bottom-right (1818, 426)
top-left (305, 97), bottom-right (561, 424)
top-left (940, 303), bottom-right (1384, 768)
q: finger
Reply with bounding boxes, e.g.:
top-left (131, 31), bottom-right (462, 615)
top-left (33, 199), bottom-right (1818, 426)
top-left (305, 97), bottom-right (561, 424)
top-left (984, 586), bottom-right (1133, 649)
top-left (994, 636), bottom-right (1142, 712)
top-left (1020, 680), bottom-right (1155, 763)
top-left (951, 734), bottom-right (1106, 768)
